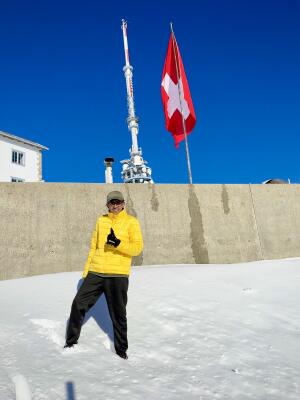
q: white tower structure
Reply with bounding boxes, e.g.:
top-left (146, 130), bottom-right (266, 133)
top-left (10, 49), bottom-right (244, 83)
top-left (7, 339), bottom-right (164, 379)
top-left (104, 157), bottom-right (114, 183)
top-left (120, 19), bottom-right (153, 183)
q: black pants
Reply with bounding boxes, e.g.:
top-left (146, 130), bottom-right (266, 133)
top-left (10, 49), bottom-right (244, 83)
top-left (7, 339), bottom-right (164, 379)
top-left (66, 273), bottom-right (129, 354)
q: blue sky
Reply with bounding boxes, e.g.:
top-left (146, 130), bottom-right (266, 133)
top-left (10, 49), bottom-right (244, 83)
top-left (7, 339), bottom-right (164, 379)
top-left (1, 0), bottom-right (299, 184)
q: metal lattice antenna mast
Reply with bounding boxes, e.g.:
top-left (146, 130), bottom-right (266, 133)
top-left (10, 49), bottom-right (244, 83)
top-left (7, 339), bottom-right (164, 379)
top-left (120, 19), bottom-right (153, 184)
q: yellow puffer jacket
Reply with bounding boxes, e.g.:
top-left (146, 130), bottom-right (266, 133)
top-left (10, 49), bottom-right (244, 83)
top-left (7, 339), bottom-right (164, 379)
top-left (83, 209), bottom-right (143, 277)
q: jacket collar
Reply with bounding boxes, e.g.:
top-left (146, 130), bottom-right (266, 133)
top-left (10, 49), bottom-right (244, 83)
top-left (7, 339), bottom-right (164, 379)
top-left (108, 208), bottom-right (127, 220)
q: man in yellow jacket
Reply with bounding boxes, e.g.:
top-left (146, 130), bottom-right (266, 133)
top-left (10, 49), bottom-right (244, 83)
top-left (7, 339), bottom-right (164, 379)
top-left (65, 190), bottom-right (143, 359)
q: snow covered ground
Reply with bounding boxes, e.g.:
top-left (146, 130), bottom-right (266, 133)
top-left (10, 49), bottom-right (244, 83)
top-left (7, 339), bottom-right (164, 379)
top-left (1, 259), bottom-right (300, 400)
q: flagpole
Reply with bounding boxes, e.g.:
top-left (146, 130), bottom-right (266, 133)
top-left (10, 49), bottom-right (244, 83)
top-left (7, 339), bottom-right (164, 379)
top-left (170, 22), bottom-right (193, 185)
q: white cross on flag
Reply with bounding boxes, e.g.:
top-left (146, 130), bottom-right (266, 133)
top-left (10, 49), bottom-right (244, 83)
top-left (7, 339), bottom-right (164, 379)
top-left (161, 34), bottom-right (196, 148)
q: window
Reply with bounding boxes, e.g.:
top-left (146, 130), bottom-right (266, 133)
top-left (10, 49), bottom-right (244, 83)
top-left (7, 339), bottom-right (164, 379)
top-left (12, 150), bottom-right (25, 166)
top-left (11, 177), bottom-right (25, 182)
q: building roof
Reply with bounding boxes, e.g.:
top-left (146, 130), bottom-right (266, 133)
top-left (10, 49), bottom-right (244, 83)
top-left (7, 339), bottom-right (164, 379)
top-left (0, 130), bottom-right (49, 150)
top-left (262, 178), bottom-right (289, 184)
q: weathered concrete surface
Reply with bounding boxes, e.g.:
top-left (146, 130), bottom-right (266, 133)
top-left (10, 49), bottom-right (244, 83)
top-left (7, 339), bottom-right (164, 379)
top-left (0, 183), bottom-right (299, 280)
top-left (250, 184), bottom-right (300, 260)
top-left (190, 184), bottom-right (262, 264)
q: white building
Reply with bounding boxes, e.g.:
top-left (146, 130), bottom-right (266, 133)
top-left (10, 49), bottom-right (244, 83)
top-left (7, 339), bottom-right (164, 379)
top-left (0, 130), bottom-right (48, 182)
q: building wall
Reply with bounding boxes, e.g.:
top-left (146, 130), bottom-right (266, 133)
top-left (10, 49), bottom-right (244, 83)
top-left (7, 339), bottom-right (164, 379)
top-left (0, 183), bottom-right (300, 280)
top-left (0, 136), bottom-right (41, 182)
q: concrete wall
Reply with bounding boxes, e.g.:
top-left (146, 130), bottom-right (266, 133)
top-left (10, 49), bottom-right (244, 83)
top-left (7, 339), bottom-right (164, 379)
top-left (0, 183), bottom-right (300, 280)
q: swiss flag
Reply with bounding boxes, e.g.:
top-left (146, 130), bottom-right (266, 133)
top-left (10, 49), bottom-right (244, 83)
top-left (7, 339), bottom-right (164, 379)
top-left (161, 34), bottom-right (196, 148)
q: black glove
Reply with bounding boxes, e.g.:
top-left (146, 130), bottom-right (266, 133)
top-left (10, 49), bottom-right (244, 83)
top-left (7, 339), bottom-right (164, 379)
top-left (106, 228), bottom-right (121, 247)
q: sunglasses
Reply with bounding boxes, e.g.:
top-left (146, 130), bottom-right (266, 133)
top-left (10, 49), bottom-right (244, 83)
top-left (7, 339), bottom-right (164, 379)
top-left (108, 199), bottom-right (124, 205)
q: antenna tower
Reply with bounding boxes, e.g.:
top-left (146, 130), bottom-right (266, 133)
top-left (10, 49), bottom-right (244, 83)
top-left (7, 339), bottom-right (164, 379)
top-left (120, 19), bottom-right (153, 183)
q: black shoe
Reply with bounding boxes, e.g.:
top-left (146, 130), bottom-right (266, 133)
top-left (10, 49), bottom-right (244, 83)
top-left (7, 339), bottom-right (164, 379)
top-left (116, 351), bottom-right (128, 360)
top-left (64, 342), bottom-right (76, 348)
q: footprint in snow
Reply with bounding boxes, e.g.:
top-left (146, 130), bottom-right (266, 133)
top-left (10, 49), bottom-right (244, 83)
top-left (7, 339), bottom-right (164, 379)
top-left (30, 319), bottom-right (64, 347)
top-left (102, 337), bottom-right (115, 352)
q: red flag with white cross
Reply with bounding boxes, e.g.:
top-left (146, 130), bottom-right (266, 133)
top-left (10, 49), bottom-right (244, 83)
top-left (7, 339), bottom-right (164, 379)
top-left (161, 33), bottom-right (196, 148)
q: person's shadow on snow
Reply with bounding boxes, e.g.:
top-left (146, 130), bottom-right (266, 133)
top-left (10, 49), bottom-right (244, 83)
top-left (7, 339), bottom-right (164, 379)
top-left (65, 279), bottom-right (114, 344)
